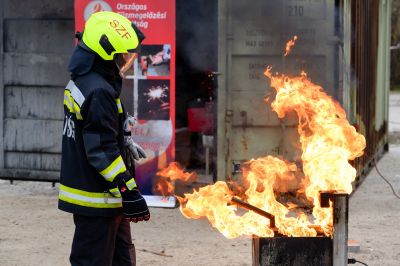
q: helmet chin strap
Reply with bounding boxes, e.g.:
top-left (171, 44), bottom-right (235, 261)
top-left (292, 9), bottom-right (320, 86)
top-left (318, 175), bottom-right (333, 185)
top-left (113, 54), bottom-right (125, 78)
top-left (76, 31), bottom-right (95, 54)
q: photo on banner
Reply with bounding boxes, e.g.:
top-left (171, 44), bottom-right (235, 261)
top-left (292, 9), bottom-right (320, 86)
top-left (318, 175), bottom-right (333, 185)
top-left (74, 0), bottom-right (176, 207)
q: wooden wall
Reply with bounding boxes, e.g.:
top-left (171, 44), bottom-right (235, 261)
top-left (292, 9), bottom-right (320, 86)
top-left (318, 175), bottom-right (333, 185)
top-left (0, 0), bottom-right (74, 181)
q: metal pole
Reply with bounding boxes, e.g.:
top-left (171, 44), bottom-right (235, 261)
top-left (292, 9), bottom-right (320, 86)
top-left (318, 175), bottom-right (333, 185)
top-left (231, 197), bottom-right (275, 228)
top-left (332, 193), bottom-right (349, 266)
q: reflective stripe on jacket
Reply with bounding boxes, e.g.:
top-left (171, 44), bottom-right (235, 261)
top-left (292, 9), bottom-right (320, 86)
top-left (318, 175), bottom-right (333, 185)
top-left (59, 184), bottom-right (122, 208)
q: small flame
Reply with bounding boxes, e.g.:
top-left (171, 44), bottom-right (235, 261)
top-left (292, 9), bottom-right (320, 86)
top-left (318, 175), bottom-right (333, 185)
top-left (284, 35), bottom-right (298, 56)
top-left (155, 162), bottom-right (197, 196)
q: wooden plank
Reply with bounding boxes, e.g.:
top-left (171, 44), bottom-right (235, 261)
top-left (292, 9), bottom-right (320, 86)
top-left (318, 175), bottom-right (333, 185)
top-left (4, 52), bottom-right (70, 86)
top-left (5, 152), bottom-right (61, 171)
top-left (4, 0), bottom-right (73, 19)
top-left (4, 118), bottom-right (63, 153)
top-left (4, 19), bottom-right (74, 53)
top-left (0, 168), bottom-right (59, 182)
top-left (0, 0), bottom-right (4, 168)
top-left (5, 86), bottom-right (64, 120)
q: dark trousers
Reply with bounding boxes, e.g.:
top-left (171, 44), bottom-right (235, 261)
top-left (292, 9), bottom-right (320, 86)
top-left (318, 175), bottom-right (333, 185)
top-left (70, 214), bottom-right (135, 266)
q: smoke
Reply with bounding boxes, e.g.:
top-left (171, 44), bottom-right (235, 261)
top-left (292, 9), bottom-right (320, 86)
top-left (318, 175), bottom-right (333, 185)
top-left (176, 0), bottom-right (217, 72)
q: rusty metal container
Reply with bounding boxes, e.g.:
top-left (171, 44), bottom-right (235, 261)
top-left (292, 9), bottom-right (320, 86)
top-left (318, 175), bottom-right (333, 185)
top-left (349, 0), bottom-right (391, 186)
top-left (253, 237), bottom-right (332, 266)
top-left (252, 193), bottom-right (348, 266)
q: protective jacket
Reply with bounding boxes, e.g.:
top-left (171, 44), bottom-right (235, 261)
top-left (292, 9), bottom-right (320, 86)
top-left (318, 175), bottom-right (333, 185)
top-left (59, 46), bottom-right (137, 217)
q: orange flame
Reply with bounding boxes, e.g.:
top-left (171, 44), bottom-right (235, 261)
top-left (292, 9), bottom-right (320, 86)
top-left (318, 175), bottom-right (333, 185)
top-left (160, 37), bottom-right (366, 238)
top-left (172, 67), bottom-right (366, 238)
top-left (284, 35), bottom-right (298, 56)
top-left (264, 67), bottom-right (365, 235)
top-left (155, 162), bottom-right (197, 196)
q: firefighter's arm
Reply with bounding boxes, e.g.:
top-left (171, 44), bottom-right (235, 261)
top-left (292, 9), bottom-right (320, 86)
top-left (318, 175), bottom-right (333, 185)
top-left (81, 88), bottom-right (134, 189)
top-left (81, 88), bottom-right (150, 222)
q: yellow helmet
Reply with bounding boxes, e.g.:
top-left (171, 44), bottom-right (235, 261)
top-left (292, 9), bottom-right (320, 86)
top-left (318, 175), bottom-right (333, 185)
top-left (80, 11), bottom-right (145, 60)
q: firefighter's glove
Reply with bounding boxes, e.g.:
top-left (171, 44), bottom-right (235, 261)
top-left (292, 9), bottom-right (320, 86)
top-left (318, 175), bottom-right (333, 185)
top-left (119, 182), bottom-right (150, 222)
top-left (124, 136), bottom-right (146, 161)
top-left (123, 115), bottom-right (137, 133)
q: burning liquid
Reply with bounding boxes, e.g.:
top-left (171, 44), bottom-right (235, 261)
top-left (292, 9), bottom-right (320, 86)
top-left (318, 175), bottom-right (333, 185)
top-left (155, 36), bottom-right (365, 238)
top-left (155, 162), bottom-right (197, 196)
top-left (157, 68), bottom-right (365, 239)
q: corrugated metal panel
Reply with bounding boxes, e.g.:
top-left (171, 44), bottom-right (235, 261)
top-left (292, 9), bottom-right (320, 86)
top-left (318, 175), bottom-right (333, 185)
top-left (350, 0), bottom-right (388, 184)
top-left (376, 0), bottom-right (391, 132)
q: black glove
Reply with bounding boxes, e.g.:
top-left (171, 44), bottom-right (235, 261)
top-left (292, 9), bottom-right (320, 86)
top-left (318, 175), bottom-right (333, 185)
top-left (118, 181), bottom-right (150, 223)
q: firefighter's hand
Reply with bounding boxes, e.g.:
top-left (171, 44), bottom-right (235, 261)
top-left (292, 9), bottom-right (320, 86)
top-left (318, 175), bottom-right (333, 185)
top-left (124, 136), bottom-right (146, 160)
top-left (120, 187), bottom-right (150, 222)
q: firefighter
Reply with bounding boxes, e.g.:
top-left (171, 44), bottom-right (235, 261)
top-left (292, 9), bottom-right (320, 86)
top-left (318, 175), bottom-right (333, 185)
top-left (59, 11), bottom-right (149, 266)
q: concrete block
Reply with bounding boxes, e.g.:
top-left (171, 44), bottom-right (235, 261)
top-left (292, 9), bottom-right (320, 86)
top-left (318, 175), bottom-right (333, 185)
top-left (4, 52), bottom-right (70, 86)
top-left (4, 0), bottom-right (74, 19)
top-left (4, 19), bottom-right (74, 53)
top-left (0, 168), bottom-right (59, 181)
top-left (5, 152), bottom-right (61, 171)
top-left (5, 86), bottom-right (64, 120)
top-left (4, 118), bottom-right (63, 153)
top-left (348, 239), bottom-right (361, 253)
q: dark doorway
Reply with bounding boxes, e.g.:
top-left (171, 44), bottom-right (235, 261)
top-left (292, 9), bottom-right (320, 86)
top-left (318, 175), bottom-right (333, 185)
top-left (175, 0), bottom-right (218, 176)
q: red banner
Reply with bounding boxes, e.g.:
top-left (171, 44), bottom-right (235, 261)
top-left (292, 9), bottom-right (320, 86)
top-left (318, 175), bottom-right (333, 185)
top-left (74, 0), bottom-right (176, 197)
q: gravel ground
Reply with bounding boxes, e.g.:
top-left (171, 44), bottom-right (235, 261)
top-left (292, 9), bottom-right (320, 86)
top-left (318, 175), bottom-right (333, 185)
top-left (0, 145), bottom-right (400, 266)
top-left (347, 144), bottom-right (400, 266)
top-left (0, 180), bottom-right (252, 266)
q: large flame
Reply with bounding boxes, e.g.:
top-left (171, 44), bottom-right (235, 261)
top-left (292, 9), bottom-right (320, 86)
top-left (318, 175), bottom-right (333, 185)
top-left (170, 68), bottom-right (366, 239)
top-left (157, 37), bottom-right (366, 238)
top-left (264, 67), bottom-right (365, 234)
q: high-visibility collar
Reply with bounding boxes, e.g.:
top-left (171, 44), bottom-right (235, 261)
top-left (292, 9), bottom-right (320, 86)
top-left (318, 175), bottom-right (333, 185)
top-left (64, 80), bottom-right (85, 120)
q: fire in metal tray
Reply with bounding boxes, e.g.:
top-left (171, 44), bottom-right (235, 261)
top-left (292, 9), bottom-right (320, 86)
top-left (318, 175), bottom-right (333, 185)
top-left (155, 36), bottom-right (366, 239)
